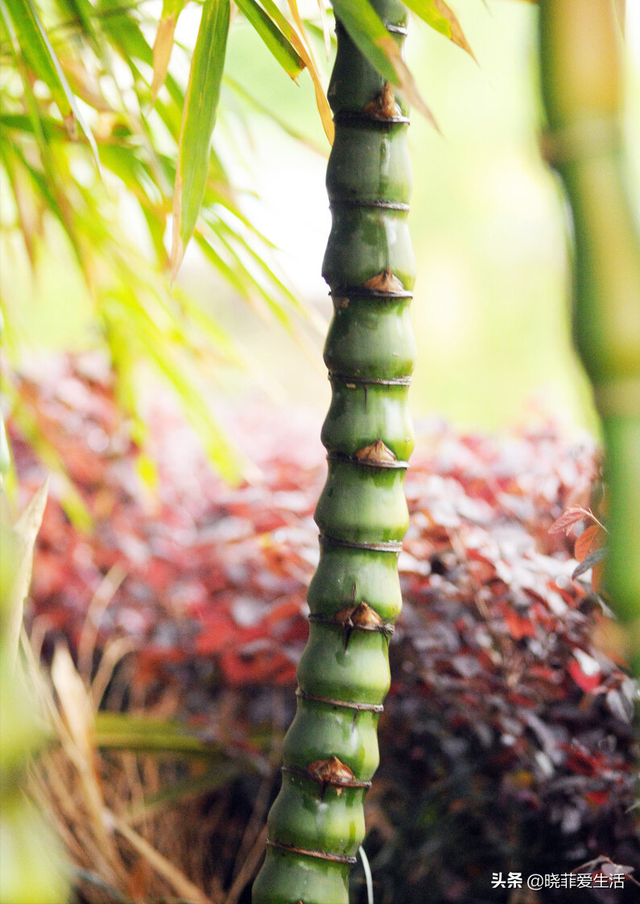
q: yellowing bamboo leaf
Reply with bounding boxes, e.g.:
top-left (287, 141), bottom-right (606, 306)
top-left (285, 0), bottom-right (333, 143)
top-left (3, 479), bottom-right (48, 667)
top-left (331, 0), bottom-right (438, 130)
top-left (151, 0), bottom-right (187, 104)
top-left (171, 0), bottom-right (230, 278)
top-left (235, 0), bottom-right (305, 79)
top-left (405, 0), bottom-right (476, 60)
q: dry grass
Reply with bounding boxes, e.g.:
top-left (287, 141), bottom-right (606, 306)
top-left (23, 617), bottom-right (277, 904)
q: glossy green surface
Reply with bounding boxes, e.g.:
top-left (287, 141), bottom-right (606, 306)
top-left (327, 122), bottom-right (412, 205)
top-left (314, 460), bottom-right (409, 543)
top-left (324, 297), bottom-right (416, 380)
top-left (268, 772), bottom-right (366, 857)
top-left (322, 207), bottom-right (415, 290)
top-left (307, 544), bottom-right (402, 622)
top-left (297, 623), bottom-right (391, 704)
top-left (252, 848), bottom-right (350, 904)
top-left (282, 699), bottom-right (381, 780)
top-left (321, 381), bottom-right (414, 460)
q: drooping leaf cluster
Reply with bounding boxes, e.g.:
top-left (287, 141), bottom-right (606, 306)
top-left (0, 0), bottom-right (478, 481)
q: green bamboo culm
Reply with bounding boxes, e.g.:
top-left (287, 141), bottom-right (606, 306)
top-left (538, 0), bottom-right (640, 673)
top-left (252, 3), bottom-right (415, 902)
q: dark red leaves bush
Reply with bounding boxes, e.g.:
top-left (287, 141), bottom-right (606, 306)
top-left (8, 355), bottom-right (639, 903)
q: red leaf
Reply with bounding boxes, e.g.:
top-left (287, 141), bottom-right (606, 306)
top-left (568, 654), bottom-right (602, 693)
top-left (195, 613), bottom-right (238, 654)
top-left (549, 505), bottom-right (589, 535)
top-left (574, 524), bottom-right (602, 563)
top-left (504, 609), bottom-right (536, 640)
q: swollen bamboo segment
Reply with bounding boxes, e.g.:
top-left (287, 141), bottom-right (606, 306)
top-left (252, 3), bottom-right (414, 902)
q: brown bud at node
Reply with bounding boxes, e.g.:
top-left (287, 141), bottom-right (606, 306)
top-left (364, 267), bottom-right (405, 293)
top-left (355, 439), bottom-right (397, 463)
top-left (307, 756), bottom-right (355, 796)
top-left (335, 602), bottom-right (383, 630)
top-left (362, 81), bottom-right (400, 119)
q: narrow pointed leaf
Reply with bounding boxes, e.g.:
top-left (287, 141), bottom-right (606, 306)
top-left (94, 712), bottom-right (227, 756)
top-left (235, 0), bottom-right (305, 79)
top-left (53, 0), bottom-right (102, 54)
top-left (224, 75), bottom-right (328, 154)
top-left (331, 0), bottom-right (397, 83)
top-left (151, 0), bottom-right (186, 103)
top-left (3, 480), bottom-right (48, 666)
top-left (1, 0), bottom-right (100, 166)
top-left (285, 0), bottom-right (334, 142)
top-left (404, 0), bottom-right (476, 59)
top-left (171, 0), bottom-right (230, 277)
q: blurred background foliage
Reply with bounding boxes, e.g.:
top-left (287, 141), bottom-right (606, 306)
top-left (2, 0), bottom-right (638, 495)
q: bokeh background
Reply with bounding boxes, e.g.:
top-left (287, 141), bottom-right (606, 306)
top-left (4, 0), bottom-right (640, 441)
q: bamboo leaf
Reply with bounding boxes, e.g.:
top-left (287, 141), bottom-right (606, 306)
top-left (171, 0), bottom-right (230, 277)
top-left (331, 0), bottom-right (438, 130)
top-left (317, 0), bottom-right (332, 58)
top-left (331, 0), bottom-right (397, 82)
top-left (224, 75), bottom-right (329, 155)
top-left (2, 480), bottom-right (48, 667)
top-left (151, 0), bottom-right (186, 104)
top-left (404, 0), bottom-right (476, 60)
top-left (52, 0), bottom-right (102, 55)
top-left (94, 712), bottom-right (228, 756)
top-left (1, 0), bottom-right (100, 166)
top-left (234, 0), bottom-right (305, 79)
top-left (285, 0), bottom-right (334, 143)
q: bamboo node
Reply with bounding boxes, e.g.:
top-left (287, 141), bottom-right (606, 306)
top-left (363, 82), bottom-right (401, 120)
top-left (296, 688), bottom-right (385, 712)
top-left (335, 601), bottom-right (383, 631)
top-left (355, 439), bottom-right (397, 463)
top-left (307, 756), bottom-right (355, 796)
top-left (334, 601), bottom-right (388, 650)
top-left (364, 268), bottom-right (405, 293)
top-left (266, 839), bottom-right (357, 865)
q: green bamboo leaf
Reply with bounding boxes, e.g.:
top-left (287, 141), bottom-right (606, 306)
top-left (151, 0), bottom-right (187, 103)
top-left (171, 0), bottom-right (230, 277)
top-left (404, 0), bottom-right (476, 59)
top-left (1, 0), bottom-right (100, 166)
top-left (225, 75), bottom-right (328, 155)
top-left (94, 712), bottom-right (227, 756)
top-left (53, 0), bottom-right (102, 54)
top-left (331, 0), bottom-right (397, 82)
top-left (331, 0), bottom-right (438, 129)
top-left (234, 0), bottom-right (305, 79)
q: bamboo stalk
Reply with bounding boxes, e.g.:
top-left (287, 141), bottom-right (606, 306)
top-left (252, 3), bottom-right (415, 901)
top-left (539, 0), bottom-right (640, 672)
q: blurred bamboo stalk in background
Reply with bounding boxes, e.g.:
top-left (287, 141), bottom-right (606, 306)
top-left (538, 0), bottom-right (640, 674)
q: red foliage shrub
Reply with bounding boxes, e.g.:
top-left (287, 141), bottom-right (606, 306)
top-left (8, 355), bottom-right (639, 902)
